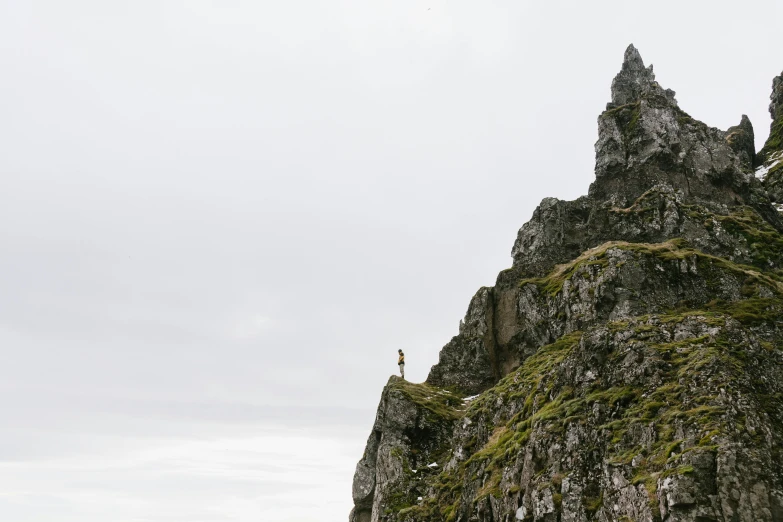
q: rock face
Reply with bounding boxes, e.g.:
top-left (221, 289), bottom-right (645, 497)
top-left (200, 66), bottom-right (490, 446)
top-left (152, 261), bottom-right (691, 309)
top-left (350, 378), bottom-right (461, 522)
top-left (759, 72), bottom-right (783, 201)
top-left (591, 44), bottom-right (764, 212)
top-left (349, 46), bottom-right (783, 522)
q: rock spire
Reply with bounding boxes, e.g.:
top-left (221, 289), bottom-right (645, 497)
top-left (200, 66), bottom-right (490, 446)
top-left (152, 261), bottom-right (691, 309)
top-left (609, 44), bottom-right (673, 107)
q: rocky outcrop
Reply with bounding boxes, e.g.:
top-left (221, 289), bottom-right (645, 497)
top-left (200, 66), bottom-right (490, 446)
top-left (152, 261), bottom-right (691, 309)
top-left (759, 72), bottom-right (783, 201)
top-left (430, 228), bottom-right (783, 396)
top-left (759, 71), bottom-right (783, 165)
top-left (507, 47), bottom-right (779, 282)
top-left (591, 45), bottom-right (763, 212)
top-left (427, 288), bottom-right (500, 394)
top-left (726, 115), bottom-right (756, 171)
top-left (509, 185), bottom-right (782, 280)
top-left (349, 378), bottom-right (461, 522)
top-left (422, 46), bottom-right (782, 394)
top-left (349, 46), bottom-right (783, 522)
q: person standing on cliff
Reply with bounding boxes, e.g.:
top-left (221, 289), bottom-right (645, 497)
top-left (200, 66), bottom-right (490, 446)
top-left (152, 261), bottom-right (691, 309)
top-left (398, 349), bottom-right (405, 379)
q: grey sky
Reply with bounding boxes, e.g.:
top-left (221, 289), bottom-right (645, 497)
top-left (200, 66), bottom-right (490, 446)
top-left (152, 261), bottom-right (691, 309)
top-left (1, 1), bottom-right (781, 520)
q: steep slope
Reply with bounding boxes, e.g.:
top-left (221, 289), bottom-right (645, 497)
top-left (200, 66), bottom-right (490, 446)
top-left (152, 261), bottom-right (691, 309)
top-left (349, 46), bottom-right (783, 522)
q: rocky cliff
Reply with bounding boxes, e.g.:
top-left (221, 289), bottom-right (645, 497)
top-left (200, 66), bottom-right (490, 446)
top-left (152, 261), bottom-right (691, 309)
top-left (757, 71), bottom-right (783, 202)
top-left (349, 46), bottom-right (783, 522)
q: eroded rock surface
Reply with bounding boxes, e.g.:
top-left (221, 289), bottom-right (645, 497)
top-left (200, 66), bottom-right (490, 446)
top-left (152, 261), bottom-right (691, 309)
top-left (349, 377), bottom-right (461, 522)
top-left (349, 46), bottom-right (783, 522)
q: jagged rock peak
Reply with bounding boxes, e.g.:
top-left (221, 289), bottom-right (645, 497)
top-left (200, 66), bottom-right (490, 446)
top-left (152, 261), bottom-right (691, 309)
top-left (589, 45), bottom-right (777, 214)
top-left (609, 44), bottom-right (676, 107)
top-left (621, 44), bottom-right (645, 70)
top-left (726, 114), bottom-right (756, 169)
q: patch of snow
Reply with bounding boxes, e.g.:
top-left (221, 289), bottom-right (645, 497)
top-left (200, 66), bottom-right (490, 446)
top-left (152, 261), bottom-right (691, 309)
top-left (427, 462), bottom-right (438, 468)
top-left (756, 152), bottom-right (783, 180)
top-left (417, 496), bottom-right (423, 501)
top-left (462, 394), bottom-right (480, 402)
top-left (756, 163), bottom-right (772, 180)
top-left (411, 469), bottom-right (417, 473)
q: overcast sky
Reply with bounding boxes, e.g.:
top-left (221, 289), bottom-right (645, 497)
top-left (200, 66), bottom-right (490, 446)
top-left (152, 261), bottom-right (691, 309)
top-left (1, 1), bottom-right (781, 521)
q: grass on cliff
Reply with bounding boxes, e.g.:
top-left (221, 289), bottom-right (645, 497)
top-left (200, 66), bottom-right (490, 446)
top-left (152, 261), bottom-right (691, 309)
top-left (407, 303), bottom-right (783, 521)
top-left (404, 212), bottom-right (783, 520)
top-left (680, 204), bottom-right (783, 270)
top-left (600, 98), bottom-right (711, 138)
top-left (389, 377), bottom-right (464, 421)
top-left (380, 379), bottom-right (467, 517)
top-left (674, 107), bottom-right (710, 132)
top-left (518, 236), bottom-right (783, 298)
top-left (407, 332), bottom-right (585, 520)
top-left (759, 110), bottom-right (783, 164)
top-left (609, 189), bottom-right (783, 273)
top-left (608, 186), bottom-right (668, 215)
top-left (602, 101), bottom-right (642, 139)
